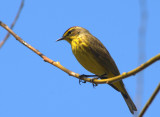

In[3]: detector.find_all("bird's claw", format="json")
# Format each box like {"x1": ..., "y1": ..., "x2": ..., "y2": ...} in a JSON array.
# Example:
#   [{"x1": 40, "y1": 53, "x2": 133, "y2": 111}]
[
  {"x1": 79, "y1": 74, "x2": 97, "y2": 85},
  {"x1": 79, "y1": 74, "x2": 87, "y2": 85},
  {"x1": 79, "y1": 79, "x2": 86, "y2": 85},
  {"x1": 92, "y1": 83, "x2": 98, "y2": 88},
  {"x1": 90, "y1": 78, "x2": 98, "y2": 88},
  {"x1": 79, "y1": 74, "x2": 105, "y2": 86},
  {"x1": 90, "y1": 74, "x2": 107, "y2": 87}
]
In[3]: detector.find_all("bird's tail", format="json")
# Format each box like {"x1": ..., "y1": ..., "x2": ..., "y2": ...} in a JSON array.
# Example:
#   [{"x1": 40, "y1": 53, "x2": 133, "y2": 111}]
[{"x1": 121, "y1": 90, "x2": 137, "y2": 114}]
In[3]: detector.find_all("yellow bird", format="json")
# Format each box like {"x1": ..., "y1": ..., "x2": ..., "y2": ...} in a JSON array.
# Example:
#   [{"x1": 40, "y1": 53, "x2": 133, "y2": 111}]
[{"x1": 57, "y1": 26, "x2": 137, "y2": 114}]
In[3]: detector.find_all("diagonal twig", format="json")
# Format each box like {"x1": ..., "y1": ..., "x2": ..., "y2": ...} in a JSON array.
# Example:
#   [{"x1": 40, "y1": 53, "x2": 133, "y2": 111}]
[
  {"x1": 0, "y1": 0, "x2": 24, "y2": 48},
  {"x1": 139, "y1": 83, "x2": 160, "y2": 117}
]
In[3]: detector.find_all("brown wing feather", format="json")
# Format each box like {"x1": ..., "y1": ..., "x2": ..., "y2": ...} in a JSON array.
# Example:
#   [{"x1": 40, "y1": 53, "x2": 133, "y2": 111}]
[
  {"x1": 84, "y1": 34, "x2": 120, "y2": 76},
  {"x1": 81, "y1": 33, "x2": 137, "y2": 114}
]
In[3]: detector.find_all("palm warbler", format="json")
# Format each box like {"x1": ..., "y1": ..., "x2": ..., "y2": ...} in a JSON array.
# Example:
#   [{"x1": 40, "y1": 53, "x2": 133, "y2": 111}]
[{"x1": 57, "y1": 26, "x2": 137, "y2": 114}]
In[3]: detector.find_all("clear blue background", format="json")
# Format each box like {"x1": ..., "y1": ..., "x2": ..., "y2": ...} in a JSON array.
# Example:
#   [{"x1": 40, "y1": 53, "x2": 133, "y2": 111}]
[{"x1": 0, "y1": 0, "x2": 160, "y2": 117}]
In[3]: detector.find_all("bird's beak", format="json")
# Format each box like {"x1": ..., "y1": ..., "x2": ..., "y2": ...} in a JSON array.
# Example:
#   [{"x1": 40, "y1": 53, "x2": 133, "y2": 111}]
[{"x1": 56, "y1": 37, "x2": 64, "y2": 42}]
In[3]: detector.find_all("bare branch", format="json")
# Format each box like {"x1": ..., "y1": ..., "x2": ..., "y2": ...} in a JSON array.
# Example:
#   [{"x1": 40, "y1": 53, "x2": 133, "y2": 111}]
[
  {"x1": 139, "y1": 83, "x2": 160, "y2": 117},
  {"x1": 0, "y1": 0, "x2": 24, "y2": 48},
  {"x1": 0, "y1": 21, "x2": 160, "y2": 85},
  {"x1": 135, "y1": 0, "x2": 148, "y2": 114}
]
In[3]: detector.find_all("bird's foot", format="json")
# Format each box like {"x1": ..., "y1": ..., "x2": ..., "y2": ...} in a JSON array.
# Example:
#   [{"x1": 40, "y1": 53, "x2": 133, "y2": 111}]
[
  {"x1": 90, "y1": 78, "x2": 99, "y2": 88},
  {"x1": 79, "y1": 79, "x2": 86, "y2": 85},
  {"x1": 79, "y1": 74, "x2": 98, "y2": 85},
  {"x1": 79, "y1": 74, "x2": 106, "y2": 86},
  {"x1": 79, "y1": 74, "x2": 87, "y2": 85},
  {"x1": 90, "y1": 74, "x2": 107, "y2": 88}
]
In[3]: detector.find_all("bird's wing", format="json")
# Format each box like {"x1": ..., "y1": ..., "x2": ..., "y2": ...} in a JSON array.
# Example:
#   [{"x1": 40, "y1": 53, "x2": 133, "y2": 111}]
[
  {"x1": 84, "y1": 34, "x2": 127, "y2": 94},
  {"x1": 85, "y1": 34, "x2": 120, "y2": 76}
]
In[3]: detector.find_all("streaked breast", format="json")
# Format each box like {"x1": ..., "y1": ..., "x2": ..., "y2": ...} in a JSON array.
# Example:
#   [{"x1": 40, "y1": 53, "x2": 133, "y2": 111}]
[{"x1": 71, "y1": 38, "x2": 107, "y2": 75}]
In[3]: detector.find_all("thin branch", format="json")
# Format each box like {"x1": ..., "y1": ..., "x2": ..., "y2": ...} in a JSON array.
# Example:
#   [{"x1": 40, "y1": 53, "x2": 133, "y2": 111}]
[
  {"x1": 0, "y1": 21, "x2": 160, "y2": 85},
  {"x1": 135, "y1": 0, "x2": 148, "y2": 115},
  {"x1": 0, "y1": 0, "x2": 24, "y2": 48},
  {"x1": 139, "y1": 83, "x2": 160, "y2": 117}
]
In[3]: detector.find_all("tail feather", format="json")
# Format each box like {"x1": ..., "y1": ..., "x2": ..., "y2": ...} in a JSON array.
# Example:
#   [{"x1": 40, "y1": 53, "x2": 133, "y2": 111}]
[{"x1": 121, "y1": 92, "x2": 137, "y2": 114}]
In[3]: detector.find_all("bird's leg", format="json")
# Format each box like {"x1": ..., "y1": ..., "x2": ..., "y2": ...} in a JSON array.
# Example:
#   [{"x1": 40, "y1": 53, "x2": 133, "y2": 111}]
[
  {"x1": 91, "y1": 78, "x2": 98, "y2": 88},
  {"x1": 90, "y1": 73, "x2": 107, "y2": 81},
  {"x1": 79, "y1": 79, "x2": 86, "y2": 85},
  {"x1": 80, "y1": 74, "x2": 98, "y2": 77},
  {"x1": 79, "y1": 74, "x2": 98, "y2": 85},
  {"x1": 79, "y1": 74, "x2": 87, "y2": 85},
  {"x1": 90, "y1": 74, "x2": 107, "y2": 87},
  {"x1": 90, "y1": 76, "x2": 100, "y2": 88},
  {"x1": 79, "y1": 74, "x2": 107, "y2": 86},
  {"x1": 92, "y1": 83, "x2": 98, "y2": 88},
  {"x1": 99, "y1": 73, "x2": 108, "y2": 79}
]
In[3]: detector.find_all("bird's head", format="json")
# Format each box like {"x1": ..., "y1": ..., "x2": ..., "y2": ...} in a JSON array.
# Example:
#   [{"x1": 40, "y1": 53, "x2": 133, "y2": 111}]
[{"x1": 57, "y1": 26, "x2": 89, "y2": 43}]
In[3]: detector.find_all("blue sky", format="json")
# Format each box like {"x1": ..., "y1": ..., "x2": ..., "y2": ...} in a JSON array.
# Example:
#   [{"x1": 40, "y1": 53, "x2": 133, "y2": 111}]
[{"x1": 0, "y1": 0, "x2": 160, "y2": 117}]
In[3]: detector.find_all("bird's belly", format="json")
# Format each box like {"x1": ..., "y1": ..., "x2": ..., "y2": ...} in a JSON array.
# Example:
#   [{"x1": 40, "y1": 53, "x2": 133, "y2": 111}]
[{"x1": 72, "y1": 45, "x2": 106, "y2": 75}]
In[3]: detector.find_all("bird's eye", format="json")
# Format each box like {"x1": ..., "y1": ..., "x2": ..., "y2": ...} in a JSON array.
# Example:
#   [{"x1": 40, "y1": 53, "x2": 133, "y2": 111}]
[{"x1": 67, "y1": 31, "x2": 72, "y2": 35}]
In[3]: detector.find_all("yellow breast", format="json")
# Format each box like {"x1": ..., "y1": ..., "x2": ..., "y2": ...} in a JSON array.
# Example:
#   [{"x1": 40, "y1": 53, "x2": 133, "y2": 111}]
[{"x1": 71, "y1": 38, "x2": 107, "y2": 75}]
